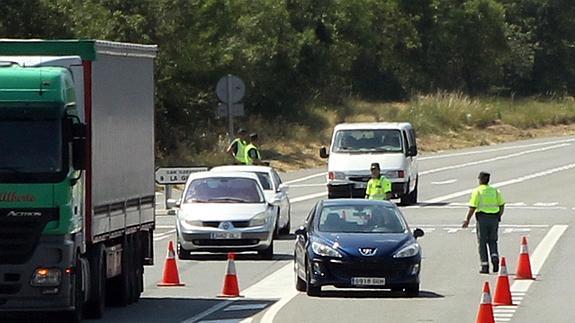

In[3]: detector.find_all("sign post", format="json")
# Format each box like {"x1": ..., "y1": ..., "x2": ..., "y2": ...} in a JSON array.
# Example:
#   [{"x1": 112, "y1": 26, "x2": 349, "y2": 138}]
[
  {"x1": 155, "y1": 167, "x2": 209, "y2": 210},
  {"x1": 216, "y1": 74, "x2": 245, "y2": 139}
]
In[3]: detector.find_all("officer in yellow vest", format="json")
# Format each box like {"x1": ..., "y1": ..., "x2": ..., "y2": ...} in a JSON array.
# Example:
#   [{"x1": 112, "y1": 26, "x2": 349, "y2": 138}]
[
  {"x1": 226, "y1": 128, "x2": 248, "y2": 164},
  {"x1": 365, "y1": 163, "x2": 392, "y2": 200},
  {"x1": 244, "y1": 133, "x2": 264, "y2": 165},
  {"x1": 462, "y1": 171, "x2": 505, "y2": 274}
]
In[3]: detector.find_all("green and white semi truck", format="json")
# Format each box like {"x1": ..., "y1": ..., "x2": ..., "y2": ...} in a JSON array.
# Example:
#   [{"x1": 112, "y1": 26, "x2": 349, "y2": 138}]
[{"x1": 0, "y1": 40, "x2": 157, "y2": 321}]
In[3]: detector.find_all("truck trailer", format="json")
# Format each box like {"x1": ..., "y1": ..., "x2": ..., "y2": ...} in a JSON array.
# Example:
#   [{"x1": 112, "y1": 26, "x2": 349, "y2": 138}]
[{"x1": 0, "y1": 40, "x2": 157, "y2": 321}]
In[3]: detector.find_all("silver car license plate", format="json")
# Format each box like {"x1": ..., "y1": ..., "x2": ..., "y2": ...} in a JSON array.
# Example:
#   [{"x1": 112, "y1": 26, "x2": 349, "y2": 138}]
[
  {"x1": 210, "y1": 232, "x2": 242, "y2": 239},
  {"x1": 351, "y1": 277, "x2": 386, "y2": 286}
]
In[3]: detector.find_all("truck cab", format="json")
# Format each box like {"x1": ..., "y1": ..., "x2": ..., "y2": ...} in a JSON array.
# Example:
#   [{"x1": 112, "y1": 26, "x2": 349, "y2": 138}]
[
  {"x1": 0, "y1": 40, "x2": 156, "y2": 322},
  {"x1": 320, "y1": 122, "x2": 419, "y2": 205}
]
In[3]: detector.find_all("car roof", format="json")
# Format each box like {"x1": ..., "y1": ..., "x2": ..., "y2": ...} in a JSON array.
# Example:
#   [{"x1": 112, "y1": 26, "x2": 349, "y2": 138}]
[
  {"x1": 333, "y1": 122, "x2": 413, "y2": 131},
  {"x1": 320, "y1": 198, "x2": 397, "y2": 208},
  {"x1": 210, "y1": 165, "x2": 273, "y2": 173}
]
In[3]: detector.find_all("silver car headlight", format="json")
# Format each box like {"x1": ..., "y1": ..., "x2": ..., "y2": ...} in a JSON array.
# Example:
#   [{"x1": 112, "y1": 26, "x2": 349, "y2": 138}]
[
  {"x1": 311, "y1": 241, "x2": 342, "y2": 258},
  {"x1": 393, "y1": 243, "x2": 420, "y2": 258},
  {"x1": 181, "y1": 218, "x2": 203, "y2": 228},
  {"x1": 249, "y1": 212, "x2": 269, "y2": 227}
]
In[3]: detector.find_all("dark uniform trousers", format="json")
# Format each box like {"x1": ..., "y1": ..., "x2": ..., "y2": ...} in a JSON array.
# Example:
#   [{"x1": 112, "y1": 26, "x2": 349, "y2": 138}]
[{"x1": 475, "y1": 212, "x2": 499, "y2": 265}]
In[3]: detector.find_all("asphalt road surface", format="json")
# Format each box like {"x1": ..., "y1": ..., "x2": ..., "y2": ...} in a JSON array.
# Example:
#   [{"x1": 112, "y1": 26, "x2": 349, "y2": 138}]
[{"x1": 94, "y1": 135, "x2": 575, "y2": 323}]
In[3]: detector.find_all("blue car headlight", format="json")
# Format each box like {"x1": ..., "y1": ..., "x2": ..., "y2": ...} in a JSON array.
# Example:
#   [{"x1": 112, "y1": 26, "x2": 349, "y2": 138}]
[
  {"x1": 393, "y1": 243, "x2": 420, "y2": 258},
  {"x1": 311, "y1": 241, "x2": 342, "y2": 258}
]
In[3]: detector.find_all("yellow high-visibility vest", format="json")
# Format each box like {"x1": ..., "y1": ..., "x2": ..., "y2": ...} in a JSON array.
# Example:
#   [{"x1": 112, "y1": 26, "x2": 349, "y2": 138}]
[
  {"x1": 469, "y1": 185, "x2": 505, "y2": 213},
  {"x1": 244, "y1": 143, "x2": 261, "y2": 165},
  {"x1": 366, "y1": 176, "x2": 392, "y2": 200}
]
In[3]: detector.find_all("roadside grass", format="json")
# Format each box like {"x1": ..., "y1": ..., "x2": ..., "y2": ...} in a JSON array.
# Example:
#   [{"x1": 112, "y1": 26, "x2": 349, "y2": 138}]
[{"x1": 164, "y1": 93, "x2": 575, "y2": 171}]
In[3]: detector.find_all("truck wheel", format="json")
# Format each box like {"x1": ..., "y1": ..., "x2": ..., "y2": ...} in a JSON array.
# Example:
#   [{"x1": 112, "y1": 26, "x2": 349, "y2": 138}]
[
  {"x1": 84, "y1": 245, "x2": 106, "y2": 319},
  {"x1": 107, "y1": 236, "x2": 133, "y2": 307},
  {"x1": 134, "y1": 234, "x2": 144, "y2": 301},
  {"x1": 62, "y1": 258, "x2": 84, "y2": 323}
]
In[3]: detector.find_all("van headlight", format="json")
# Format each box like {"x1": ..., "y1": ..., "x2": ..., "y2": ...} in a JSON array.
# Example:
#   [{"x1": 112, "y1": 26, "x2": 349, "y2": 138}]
[
  {"x1": 249, "y1": 212, "x2": 269, "y2": 227},
  {"x1": 393, "y1": 243, "x2": 420, "y2": 258},
  {"x1": 328, "y1": 171, "x2": 346, "y2": 180}
]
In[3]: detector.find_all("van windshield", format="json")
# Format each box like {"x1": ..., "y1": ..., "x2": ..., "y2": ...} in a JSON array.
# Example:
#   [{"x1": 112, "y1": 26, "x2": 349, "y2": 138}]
[{"x1": 332, "y1": 129, "x2": 403, "y2": 153}]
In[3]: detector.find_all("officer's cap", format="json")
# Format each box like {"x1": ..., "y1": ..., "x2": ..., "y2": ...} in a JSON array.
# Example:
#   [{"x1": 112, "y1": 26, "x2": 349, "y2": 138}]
[
  {"x1": 370, "y1": 162, "x2": 380, "y2": 170},
  {"x1": 250, "y1": 133, "x2": 258, "y2": 140},
  {"x1": 479, "y1": 171, "x2": 490, "y2": 177},
  {"x1": 237, "y1": 128, "x2": 247, "y2": 134}
]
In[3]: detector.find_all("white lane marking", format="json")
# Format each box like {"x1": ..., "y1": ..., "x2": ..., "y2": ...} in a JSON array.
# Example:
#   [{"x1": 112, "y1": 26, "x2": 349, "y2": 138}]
[
  {"x1": 199, "y1": 320, "x2": 243, "y2": 323},
  {"x1": 533, "y1": 202, "x2": 558, "y2": 207},
  {"x1": 290, "y1": 192, "x2": 327, "y2": 203},
  {"x1": 405, "y1": 204, "x2": 566, "y2": 210},
  {"x1": 493, "y1": 225, "x2": 569, "y2": 323},
  {"x1": 419, "y1": 143, "x2": 570, "y2": 175},
  {"x1": 426, "y1": 162, "x2": 575, "y2": 203},
  {"x1": 506, "y1": 202, "x2": 527, "y2": 206},
  {"x1": 284, "y1": 172, "x2": 326, "y2": 184},
  {"x1": 181, "y1": 300, "x2": 234, "y2": 323},
  {"x1": 418, "y1": 138, "x2": 575, "y2": 160},
  {"x1": 289, "y1": 183, "x2": 327, "y2": 188},
  {"x1": 156, "y1": 225, "x2": 175, "y2": 229},
  {"x1": 240, "y1": 263, "x2": 298, "y2": 323},
  {"x1": 503, "y1": 228, "x2": 531, "y2": 234},
  {"x1": 153, "y1": 229, "x2": 176, "y2": 241},
  {"x1": 224, "y1": 303, "x2": 269, "y2": 312},
  {"x1": 431, "y1": 179, "x2": 457, "y2": 185}
]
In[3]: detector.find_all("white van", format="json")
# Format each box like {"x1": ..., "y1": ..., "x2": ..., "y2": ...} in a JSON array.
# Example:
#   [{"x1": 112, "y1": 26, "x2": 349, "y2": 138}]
[{"x1": 320, "y1": 122, "x2": 419, "y2": 205}]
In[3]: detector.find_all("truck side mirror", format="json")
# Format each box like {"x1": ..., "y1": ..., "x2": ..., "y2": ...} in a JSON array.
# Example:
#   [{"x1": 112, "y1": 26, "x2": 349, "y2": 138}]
[
  {"x1": 407, "y1": 146, "x2": 418, "y2": 157},
  {"x1": 73, "y1": 138, "x2": 86, "y2": 170},
  {"x1": 319, "y1": 146, "x2": 329, "y2": 159}
]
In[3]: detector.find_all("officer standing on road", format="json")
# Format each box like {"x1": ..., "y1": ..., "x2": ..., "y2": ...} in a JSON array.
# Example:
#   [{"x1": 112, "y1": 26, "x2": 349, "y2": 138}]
[
  {"x1": 244, "y1": 133, "x2": 265, "y2": 165},
  {"x1": 365, "y1": 163, "x2": 392, "y2": 200},
  {"x1": 462, "y1": 171, "x2": 505, "y2": 274},
  {"x1": 226, "y1": 128, "x2": 248, "y2": 164}
]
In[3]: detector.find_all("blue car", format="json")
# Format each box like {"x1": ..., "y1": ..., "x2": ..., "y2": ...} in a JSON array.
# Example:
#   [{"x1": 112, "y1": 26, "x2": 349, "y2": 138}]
[{"x1": 294, "y1": 199, "x2": 424, "y2": 297}]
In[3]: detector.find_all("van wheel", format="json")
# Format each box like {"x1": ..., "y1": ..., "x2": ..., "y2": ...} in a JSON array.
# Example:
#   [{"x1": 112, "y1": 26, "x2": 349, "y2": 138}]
[{"x1": 400, "y1": 179, "x2": 418, "y2": 205}]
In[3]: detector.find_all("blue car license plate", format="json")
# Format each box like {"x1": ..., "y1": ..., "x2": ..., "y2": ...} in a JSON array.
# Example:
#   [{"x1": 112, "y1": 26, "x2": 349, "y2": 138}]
[{"x1": 351, "y1": 277, "x2": 386, "y2": 286}]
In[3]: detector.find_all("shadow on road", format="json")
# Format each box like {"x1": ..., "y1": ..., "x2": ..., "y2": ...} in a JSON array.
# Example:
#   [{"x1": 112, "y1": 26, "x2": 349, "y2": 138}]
[
  {"x1": 275, "y1": 233, "x2": 296, "y2": 241},
  {"x1": 183, "y1": 252, "x2": 293, "y2": 261},
  {"x1": 315, "y1": 289, "x2": 445, "y2": 299}
]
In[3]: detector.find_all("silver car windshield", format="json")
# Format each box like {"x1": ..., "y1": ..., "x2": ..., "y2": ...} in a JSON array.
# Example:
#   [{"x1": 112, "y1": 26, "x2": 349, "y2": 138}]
[
  {"x1": 333, "y1": 129, "x2": 403, "y2": 153},
  {"x1": 318, "y1": 205, "x2": 407, "y2": 233},
  {"x1": 184, "y1": 177, "x2": 264, "y2": 203}
]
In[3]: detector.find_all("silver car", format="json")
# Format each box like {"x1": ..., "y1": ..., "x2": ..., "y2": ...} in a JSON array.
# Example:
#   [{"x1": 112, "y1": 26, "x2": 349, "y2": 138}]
[
  {"x1": 174, "y1": 171, "x2": 278, "y2": 259},
  {"x1": 210, "y1": 165, "x2": 291, "y2": 235}
]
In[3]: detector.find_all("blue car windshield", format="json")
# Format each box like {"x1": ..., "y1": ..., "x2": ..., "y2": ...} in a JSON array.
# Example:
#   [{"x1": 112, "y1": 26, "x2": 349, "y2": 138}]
[{"x1": 318, "y1": 205, "x2": 406, "y2": 233}]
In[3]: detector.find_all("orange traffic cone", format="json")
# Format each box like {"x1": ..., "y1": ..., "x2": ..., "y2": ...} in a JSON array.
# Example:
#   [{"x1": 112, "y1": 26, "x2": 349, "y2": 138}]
[
  {"x1": 476, "y1": 282, "x2": 495, "y2": 323},
  {"x1": 157, "y1": 241, "x2": 185, "y2": 287},
  {"x1": 493, "y1": 257, "x2": 513, "y2": 306},
  {"x1": 515, "y1": 236, "x2": 534, "y2": 280},
  {"x1": 218, "y1": 252, "x2": 242, "y2": 297}
]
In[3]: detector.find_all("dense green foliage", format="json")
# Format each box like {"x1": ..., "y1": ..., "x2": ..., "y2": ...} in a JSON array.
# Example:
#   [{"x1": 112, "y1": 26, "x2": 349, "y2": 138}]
[{"x1": 2, "y1": 0, "x2": 574, "y2": 162}]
